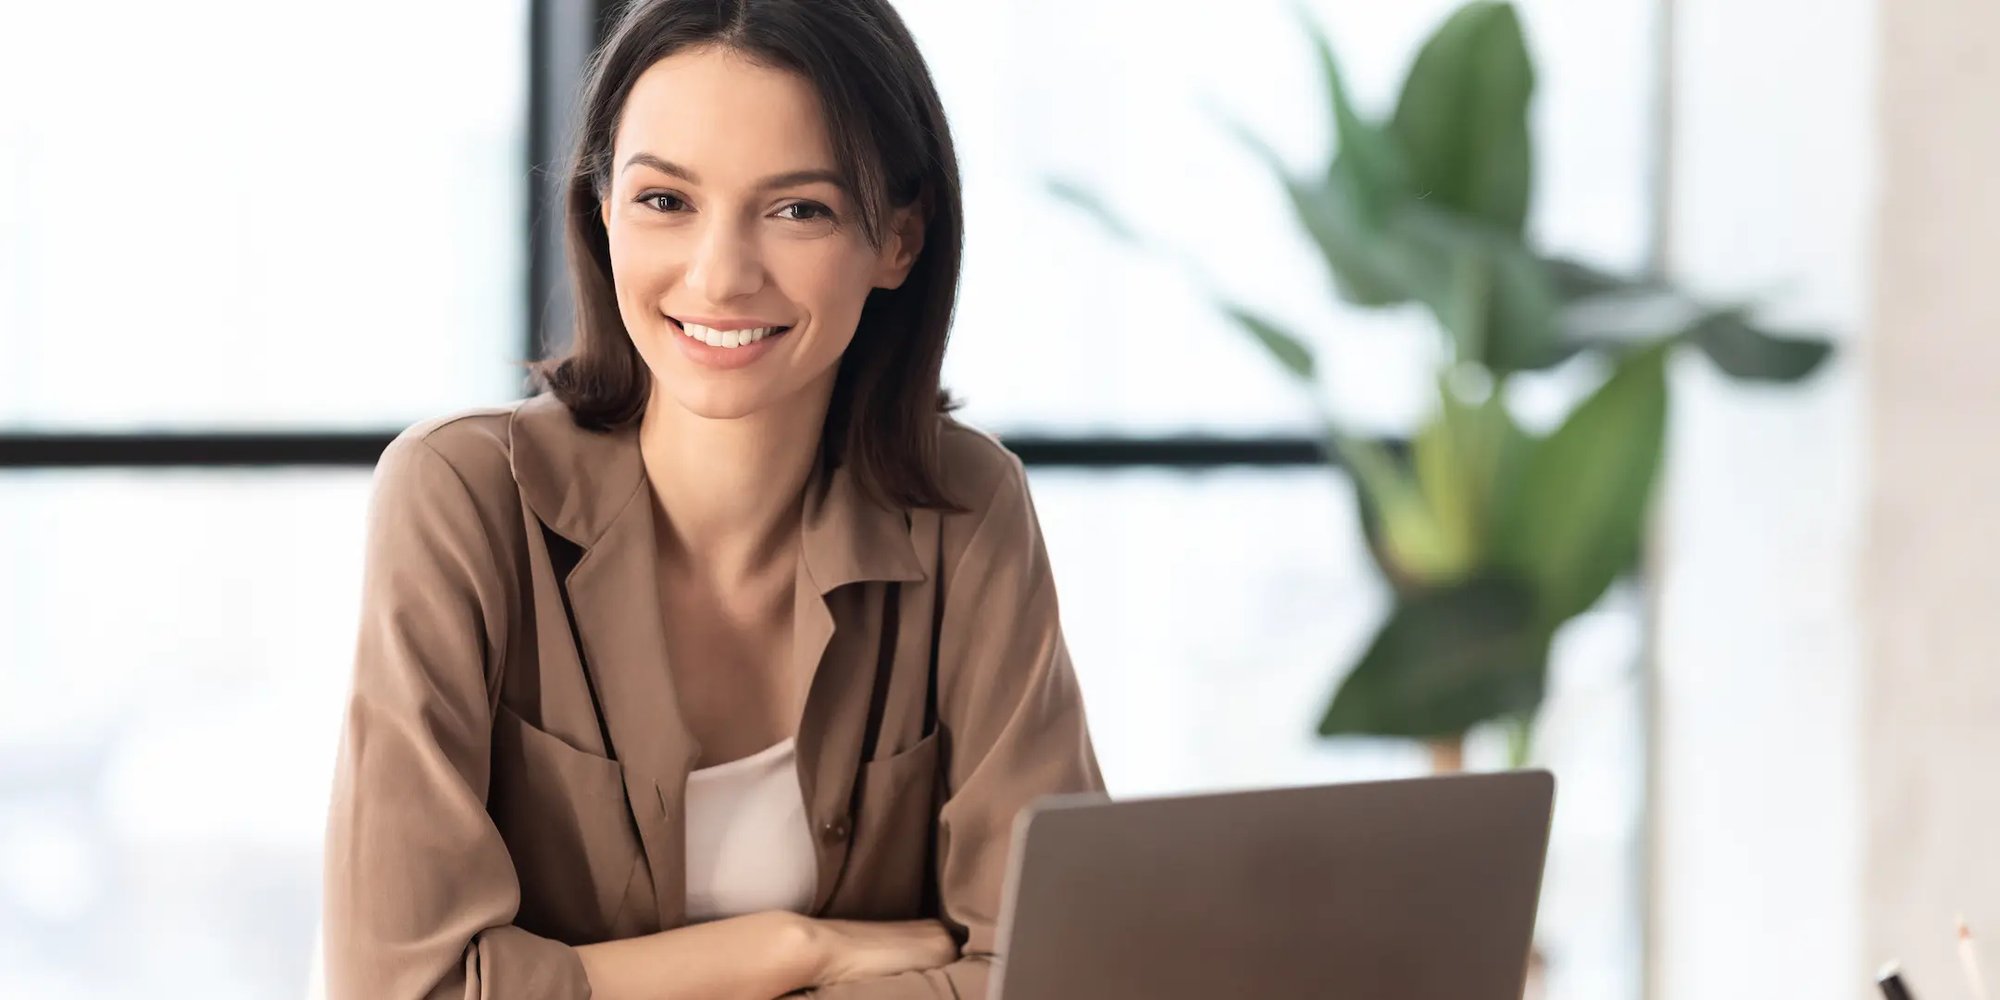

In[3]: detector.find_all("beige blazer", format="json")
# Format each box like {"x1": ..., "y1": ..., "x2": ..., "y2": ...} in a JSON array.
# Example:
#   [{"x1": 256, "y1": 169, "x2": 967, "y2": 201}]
[{"x1": 321, "y1": 391, "x2": 1106, "y2": 999}]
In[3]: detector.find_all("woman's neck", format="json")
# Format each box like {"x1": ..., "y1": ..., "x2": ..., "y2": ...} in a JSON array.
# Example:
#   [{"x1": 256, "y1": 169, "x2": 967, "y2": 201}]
[{"x1": 638, "y1": 380, "x2": 833, "y2": 587}]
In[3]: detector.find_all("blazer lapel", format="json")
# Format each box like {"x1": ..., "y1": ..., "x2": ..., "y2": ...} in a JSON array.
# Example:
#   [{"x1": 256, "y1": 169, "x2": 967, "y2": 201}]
[
  {"x1": 511, "y1": 394, "x2": 696, "y2": 928},
  {"x1": 565, "y1": 488, "x2": 698, "y2": 929},
  {"x1": 794, "y1": 460, "x2": 928, "y2": 914}
]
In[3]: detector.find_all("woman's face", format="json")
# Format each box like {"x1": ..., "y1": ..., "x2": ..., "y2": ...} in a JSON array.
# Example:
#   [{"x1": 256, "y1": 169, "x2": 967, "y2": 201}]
[{"x1": 599, "y1": 45, "x2": 924, "y2": 421}]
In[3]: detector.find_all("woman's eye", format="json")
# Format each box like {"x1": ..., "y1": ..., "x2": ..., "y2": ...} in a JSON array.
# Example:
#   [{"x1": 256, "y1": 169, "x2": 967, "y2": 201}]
[
  {"x1": 780, "y1": 202, "x2": 833, "y2": 222},
  {"x1": 634, "y1": 193, "x2": 831, "y2": 222}
]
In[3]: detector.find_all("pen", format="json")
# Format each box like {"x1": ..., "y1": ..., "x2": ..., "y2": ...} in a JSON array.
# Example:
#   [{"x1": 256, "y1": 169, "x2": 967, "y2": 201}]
[{"x1": 1878, "y1": 961, "x2": 1919, "y2": 1000}]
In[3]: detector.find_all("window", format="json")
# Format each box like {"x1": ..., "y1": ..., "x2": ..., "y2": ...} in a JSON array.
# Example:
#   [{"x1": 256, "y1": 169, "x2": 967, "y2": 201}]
[
  {"x1": 0, "y1": 0, "x2": 532, "y2": 432},
  {"x1": 902, "y1": 1, "x2": 1657, "y2": 997},
  {"x1": 1, "y1": 2, "x2": 1654, "y2": 997},
  {"x1": 0, "y1": 469, "x2": 372, "y2": 997},
  {"x1": 0, "y1": 1, "x2": 533, "y2": 995}
]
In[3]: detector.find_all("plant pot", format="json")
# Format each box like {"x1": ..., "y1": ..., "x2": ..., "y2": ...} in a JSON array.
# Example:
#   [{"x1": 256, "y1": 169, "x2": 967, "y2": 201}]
[{"x1": 1425, "y1": 737, "x2": 1466, "y2": 774}]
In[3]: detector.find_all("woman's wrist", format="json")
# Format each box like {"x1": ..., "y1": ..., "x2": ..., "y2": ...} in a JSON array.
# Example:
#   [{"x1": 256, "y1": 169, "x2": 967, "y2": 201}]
[
  {"x1": 575, "y1": 910, "x2": 828, "y2": 999},
  {"x1": 768, "y1": 911, "x2": 828, "y2": 989}
]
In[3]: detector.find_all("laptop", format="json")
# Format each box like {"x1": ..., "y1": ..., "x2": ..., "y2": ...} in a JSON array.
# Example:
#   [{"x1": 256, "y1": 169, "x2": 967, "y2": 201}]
[{"x1": 989, "y1": 769, "x2": 1555, "y2": 1000}]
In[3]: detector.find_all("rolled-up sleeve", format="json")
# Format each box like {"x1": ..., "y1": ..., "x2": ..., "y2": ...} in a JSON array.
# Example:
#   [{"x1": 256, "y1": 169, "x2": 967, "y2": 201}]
[
  {"x1": 808, "y1": 443, "x2": 1107, "y2": 1000},
  {"x1": 322, "y1": 429, "x2": 591, "y2": 999}
]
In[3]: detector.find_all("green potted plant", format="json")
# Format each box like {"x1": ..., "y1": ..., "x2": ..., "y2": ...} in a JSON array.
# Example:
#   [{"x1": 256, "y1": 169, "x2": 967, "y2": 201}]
[{"x1": 1050, "y1": 0, "x2": 1831, "y2": 772}]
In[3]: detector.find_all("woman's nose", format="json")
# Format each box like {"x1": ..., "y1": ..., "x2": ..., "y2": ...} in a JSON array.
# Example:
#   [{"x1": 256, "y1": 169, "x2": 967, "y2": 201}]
[{"x1": 685, "y1": 222, "x2": 766, "y2": 303}]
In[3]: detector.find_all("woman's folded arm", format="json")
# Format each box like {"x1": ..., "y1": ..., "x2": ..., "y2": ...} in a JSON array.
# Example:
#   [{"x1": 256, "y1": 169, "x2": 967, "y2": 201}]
[
  {"x1": 799, "y1": 443, "x2": 1107, "y2": 1000},
  {"x1": 322, "y1": 429, "x2": 592, "y2": 998}
]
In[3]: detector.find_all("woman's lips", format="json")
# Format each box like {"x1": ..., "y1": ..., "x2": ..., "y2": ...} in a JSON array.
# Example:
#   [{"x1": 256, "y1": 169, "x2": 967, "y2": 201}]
[{"x1": 666, "y1": 315, "x2": 794, "y2": 370}]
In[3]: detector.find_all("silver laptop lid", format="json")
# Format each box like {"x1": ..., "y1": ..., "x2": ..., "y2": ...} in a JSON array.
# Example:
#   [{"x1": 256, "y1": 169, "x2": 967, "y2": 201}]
[{"x1": 991, "y1": 769, "x2": 1555, "y2": 1000}]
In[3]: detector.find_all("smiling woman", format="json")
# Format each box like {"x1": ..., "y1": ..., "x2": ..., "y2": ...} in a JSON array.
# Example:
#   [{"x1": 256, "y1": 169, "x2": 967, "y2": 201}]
[
  {"x1": 533, "y1": 0, "x2": 967, "y2": 512},
  {"x1": 592, "y1": 49, "x2": 918, "y2": 418},
  {"x1": 317, "y1": 2, "x2": 1104, "y2": 1000}
]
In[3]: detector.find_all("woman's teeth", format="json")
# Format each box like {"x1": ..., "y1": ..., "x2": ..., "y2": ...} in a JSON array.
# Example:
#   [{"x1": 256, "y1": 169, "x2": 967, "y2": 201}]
[{"x1": 677, "y1": 321, "x2": 788, "y2": 349}]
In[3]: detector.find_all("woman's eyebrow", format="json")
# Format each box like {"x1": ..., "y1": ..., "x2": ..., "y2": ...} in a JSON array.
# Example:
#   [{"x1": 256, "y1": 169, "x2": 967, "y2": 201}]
[{"x1": 620, "y1": 152, "x2": 846, "y2": 193}]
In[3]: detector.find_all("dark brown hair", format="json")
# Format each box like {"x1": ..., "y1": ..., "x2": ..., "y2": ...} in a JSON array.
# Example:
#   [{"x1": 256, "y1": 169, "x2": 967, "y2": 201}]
[{"x1": 526, "y1": 0, "x2": 967, "y2": 512}]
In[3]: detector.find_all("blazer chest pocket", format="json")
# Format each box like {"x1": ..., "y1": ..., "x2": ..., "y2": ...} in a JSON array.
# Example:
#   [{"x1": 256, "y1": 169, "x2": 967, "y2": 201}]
[
  {"x1": 831, "y1": 728, "x2": 942, "y2": 919},
  {"x1": 487, "y1": 700, "x2": 644, "y2": 943}
]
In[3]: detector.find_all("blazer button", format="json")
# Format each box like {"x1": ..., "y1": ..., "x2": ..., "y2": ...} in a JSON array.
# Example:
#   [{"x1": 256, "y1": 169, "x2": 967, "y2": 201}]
[{"x1": 819, "y1": 817, "x2": 850, "y2": 843}]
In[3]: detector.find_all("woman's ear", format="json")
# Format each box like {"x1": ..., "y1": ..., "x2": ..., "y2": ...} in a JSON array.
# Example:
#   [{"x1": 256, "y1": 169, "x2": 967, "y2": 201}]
[{"x1": 873, "y1": 193, "x2": 929, "y2": 290}]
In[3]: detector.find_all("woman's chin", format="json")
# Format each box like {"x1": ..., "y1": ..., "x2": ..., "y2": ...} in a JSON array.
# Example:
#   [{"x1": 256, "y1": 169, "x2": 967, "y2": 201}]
[{"x1": 650, "y1": 378, "x2": 779, "y2": 421}]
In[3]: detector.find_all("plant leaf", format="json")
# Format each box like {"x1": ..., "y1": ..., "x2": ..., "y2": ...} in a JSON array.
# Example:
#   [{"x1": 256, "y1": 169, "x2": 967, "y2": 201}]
[
  {"x1": 1494, "y1": 338, "x2": 1671, "y2": 625},
  {"x1": 1684, "y1": 308, "x2": 1835, "y2": 382},
  {"x1": 1544, "y1": 256, "x2": 1661, "y2": 302},
  {"x1": 1044, "y1": 176, "x2": 1141, "y2": 246},
  {"x1": 1409, "y1": 373, "x2": 1522, "y2": 582},
  {"x1": 1332, "y1": 431, "x2": 1410, "y2": 587},
  {"x1": 1503, "y1": 712, "x2": 1537, "y2": 769},
  {"x1": 1218, "y1": 302, "x2": 1316, "y2": 380},
  {"x1": 1475, "y1": 234, "x2": 1566, "y2": 371},
  {"x1": 1213, "y1": 107, "x2": 1414, "y2": 308},
  {"x1": 1389, "y1": 0, "x2": 1535, "y2": 234},
  {"x1": 1326, "y1": 430, "x2": 1464, "y2": 590},
  {"x1": 1397, "y1": 206, "x2": 1564, "y2": 372},
  {"x1": 1285, "y1": 173, "x2": 1422, "y2": 306},
  {"x1": 1319, "y1": 574, "x2": 1551, "y2": 738},
  {"x1": 1413, "y1": 402, "x2": 1480, "y2": 579},
  {"x1": 1250, "y1": 4, "x2": 1423, "y2": 306},
  {"x1": 1417, "y1": 372, "x2": 1530, "y2": 568},
  {"x1": 1295, "y1": 1, "x2": 1408, "y2": 223}
]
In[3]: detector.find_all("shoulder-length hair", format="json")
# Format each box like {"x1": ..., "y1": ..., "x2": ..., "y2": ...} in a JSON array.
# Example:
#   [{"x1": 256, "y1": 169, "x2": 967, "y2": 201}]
[{"x1": 527, "y1": 0, "x2": 967, "y2": 512}]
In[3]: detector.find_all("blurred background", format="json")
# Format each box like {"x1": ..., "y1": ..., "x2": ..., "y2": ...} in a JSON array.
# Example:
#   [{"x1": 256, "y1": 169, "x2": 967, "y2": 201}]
[{"x1": 0, "y1": 0, "x2": 1991, "y2": 998}]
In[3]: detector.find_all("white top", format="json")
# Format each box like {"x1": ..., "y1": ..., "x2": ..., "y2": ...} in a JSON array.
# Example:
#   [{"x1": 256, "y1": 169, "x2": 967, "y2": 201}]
[{"x1": 682, "y1": 736, "x2": 820, "y2": 923}]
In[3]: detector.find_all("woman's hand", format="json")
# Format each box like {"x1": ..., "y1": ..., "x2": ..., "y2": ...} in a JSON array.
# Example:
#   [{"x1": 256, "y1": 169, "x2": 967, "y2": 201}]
[{"x1": 797, "y1": 916, "x2": 958, "y2": 986}]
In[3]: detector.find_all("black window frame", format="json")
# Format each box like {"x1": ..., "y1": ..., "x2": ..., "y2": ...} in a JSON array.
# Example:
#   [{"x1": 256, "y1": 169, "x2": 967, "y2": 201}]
[{"x1": 0, "y1": 0, "x2": 1328, "y2": 475}]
